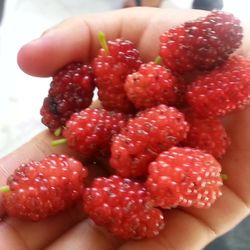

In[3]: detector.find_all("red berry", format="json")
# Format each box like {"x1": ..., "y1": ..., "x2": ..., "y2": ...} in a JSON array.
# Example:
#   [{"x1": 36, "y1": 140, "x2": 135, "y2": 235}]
[
  {"x1": 146, "y1": 147, "x2": 223, "y2": 209},
  {"x1": 110, "y1": 105, "x2": 189, "y2": 177},
  {"x1": 83, "y1": 175, "x2": 165, "y2": 239},
  {"x1": 93, "y1": 38, "x2": 142, "y2": 113},
  {"x1": 187, "y1": 56, "x2": 250, "y2": 117},
  {"x1": 2, "y1": 154, "x2": 88, "y2": 221},
  {"x1": 182, "y1": 111, "x2": 230, "y2": 158},
  {"x1": 124, "y1": 62, "x2": 182, "y2": 109},
  {"x1": 63, "y1": 108, "x2": 127, "y2": 158},
  {"x1": 160, "y1": 10, "x2": 242, "y2": 73},
  {"x1": 40, "y1": 63, "x2": 95, "y2": 131}
]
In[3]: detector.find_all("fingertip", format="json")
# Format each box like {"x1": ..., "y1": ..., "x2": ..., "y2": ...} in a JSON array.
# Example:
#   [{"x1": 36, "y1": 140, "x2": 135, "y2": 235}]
[
  {"x1": 17, "y1": 30, "x2": 89, "y2": 77},
  {"x1": 17, "y1": 39, "x2": 49, "y2": 77},
  {"x1": 17, "y1": 36, "x2": 64, "y2": 77},
  {"x1": 17, "y1": 36, "x2": 72, "y2": 77}
]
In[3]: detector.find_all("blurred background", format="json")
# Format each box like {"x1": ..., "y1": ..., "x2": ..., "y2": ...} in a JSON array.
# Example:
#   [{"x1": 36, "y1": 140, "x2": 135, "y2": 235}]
[{"x1": 0, "y1": 0, "x2": 249, "y2": 249}]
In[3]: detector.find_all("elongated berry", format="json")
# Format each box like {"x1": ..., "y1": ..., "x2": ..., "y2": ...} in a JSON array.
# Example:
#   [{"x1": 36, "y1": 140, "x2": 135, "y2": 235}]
[
  {"x1": 187, "y1": 56, "x2": 250, "y2": 117},
  {"x1": 110, "y1": 105, "x2": 189, "y2": 177},
  {"x1": 40, "y1": 63, "x2": 95, "y2": 131},
  {"x1": 83, "y1": 175, "x2": 165, "y2": 239},
  {"x1": 2, "y1": 154, "x2": 88, "y2": 221},
  {"x1": 160, "y1": 10, "x2": 242, "y2": 73},
  {"x1": 93, "y1": 33, "x2": 142, "y2": 113},
  {"x1": 62, "y1": 108, "x2": 127, "y2": 158},
  {"x1": 146, "y1": 147, "x2": 223, "y2": 209}
]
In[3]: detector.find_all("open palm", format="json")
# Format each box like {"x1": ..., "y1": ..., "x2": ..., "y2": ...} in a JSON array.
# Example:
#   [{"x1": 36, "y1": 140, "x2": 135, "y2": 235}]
[{"x1": 0, "y1": 7, "x2": 249, "y2": 250}]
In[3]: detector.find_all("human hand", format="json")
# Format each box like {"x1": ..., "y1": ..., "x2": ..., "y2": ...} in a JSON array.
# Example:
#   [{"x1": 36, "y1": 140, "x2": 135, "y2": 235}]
[{"x1": 0, "y1": 7, "x2": 250, "y2": 250}]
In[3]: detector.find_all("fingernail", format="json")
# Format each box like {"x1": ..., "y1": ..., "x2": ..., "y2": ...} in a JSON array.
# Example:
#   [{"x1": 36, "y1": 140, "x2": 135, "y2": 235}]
[
  {"x1": 40, "y1": 22, "x2": 61, "y2": 38},
  {"x1": 40, "y1": 28, "x2": 54, "y2": 38},
  {"x1": 24, "y1": 24, "x2": 60, "y2": 47},
  {"x1": 25, "y1": 28, "x2": 55, "y2": 46}
]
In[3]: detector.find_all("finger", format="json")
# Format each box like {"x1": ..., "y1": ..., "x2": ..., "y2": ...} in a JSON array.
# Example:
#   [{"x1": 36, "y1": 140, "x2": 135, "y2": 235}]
[
  {"x1": 119, "y1": 185, "x2": 249, "y2": 250},
  {"x1": 0, "y1": 206, "x2": 84, "y2": 250},
  {"x1": 47, "y1": 207, "x2": 212, "y2": 250},
  {"x1": 119, "y1": 209, "x2": 214, "y2": 250},
  {"x1": 0, "y1": 131, "x2": 107, "y2": 250},
  {"x1": 237, "y1": 20, "x2": 250, "y2": 58},
  {"x1": 46, "y1": 219, "x2": 121, "y2": 250},
  {"x1": 220, "y1": 107, "x2": 250, "y2": 207},
  {"x1": 17, "y1": 7, "x2": 207, "y2": 77}
]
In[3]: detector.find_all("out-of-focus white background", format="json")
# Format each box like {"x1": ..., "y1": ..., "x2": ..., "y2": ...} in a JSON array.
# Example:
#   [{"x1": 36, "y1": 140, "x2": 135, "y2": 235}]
[{"x1": 0, "y1": 0, "x2": 249, "y2": 157}]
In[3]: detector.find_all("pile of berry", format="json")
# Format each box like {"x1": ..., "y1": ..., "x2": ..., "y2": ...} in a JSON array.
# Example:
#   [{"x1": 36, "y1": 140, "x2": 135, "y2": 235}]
[{"x1": 1, "y1": 10, "x2": 249, "y2": 240}]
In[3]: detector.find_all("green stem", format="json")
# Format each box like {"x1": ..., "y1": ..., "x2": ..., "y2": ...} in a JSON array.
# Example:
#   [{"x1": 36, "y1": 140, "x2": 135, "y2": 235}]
[
  {"x1": 54, "y1": 127, "x2": 62, "y2": 137},
  {"x1": 51, "y1": 138, "x2": 67, "y2": 147},
  {"x1": 221, "y1": 174, "x2": 228, "y2": 180},
  {"x1": 0, "y1": 185, "x2": 10, "y2": 193},
  {"x1": 98, "y1": 32, "x2": 109, "y2": 54},
  {"x1": 154, "y1": 56, "x2": 162, "y2": 65}
]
